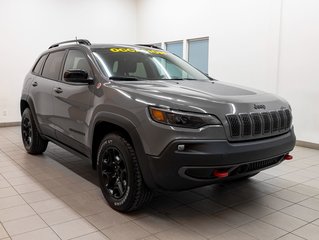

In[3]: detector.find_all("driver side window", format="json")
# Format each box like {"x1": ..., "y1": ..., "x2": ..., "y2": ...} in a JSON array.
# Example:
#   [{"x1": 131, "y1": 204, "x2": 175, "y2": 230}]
[{"x1": 63, "y1": 50, "x2": 93, "y2": 81}]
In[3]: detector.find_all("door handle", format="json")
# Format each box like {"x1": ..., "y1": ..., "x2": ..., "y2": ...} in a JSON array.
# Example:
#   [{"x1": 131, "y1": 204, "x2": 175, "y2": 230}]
[
  {"x1": 32, "y1": 81, "x2": 38, "y2": 87},
  {"x1": 54, "y1": 87, "x2": 63, "y2": 94}
]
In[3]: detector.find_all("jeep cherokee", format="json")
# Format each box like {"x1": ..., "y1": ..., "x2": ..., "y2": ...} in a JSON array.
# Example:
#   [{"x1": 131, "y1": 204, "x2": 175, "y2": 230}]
[{"x1": 20, "y1": 39, "x2": 296, "y2": 212}]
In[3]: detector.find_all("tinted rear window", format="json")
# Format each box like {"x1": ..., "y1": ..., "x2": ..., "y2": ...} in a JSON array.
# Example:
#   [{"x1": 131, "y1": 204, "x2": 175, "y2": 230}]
[
  {"x1": 32, "y1": 54, "x2": 47, "y2": 75},
  {"x1": 42, "y1": 51, "x2": 65, "y2": 80}
]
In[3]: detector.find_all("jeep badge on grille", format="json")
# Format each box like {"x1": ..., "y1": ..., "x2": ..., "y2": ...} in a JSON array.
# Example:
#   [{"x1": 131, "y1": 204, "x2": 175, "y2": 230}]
[{"x1": 254, "y1": 104, "x2": 266, "y2": 110}]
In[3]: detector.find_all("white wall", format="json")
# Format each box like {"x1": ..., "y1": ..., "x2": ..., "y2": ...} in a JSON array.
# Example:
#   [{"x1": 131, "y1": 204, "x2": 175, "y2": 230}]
[
  {"x1": 0, "y1": 0, "x2": 137, "y2": 123},
  {"x1": 277, "y1": 0, "x2": 319, "y2": 144},
  {"x1": 137, "y1": 0, "x2": 319, "y2": 144},
  {"x1": 137, "y1": 0, "x2": 282, "y2": 93},
  {"x1": 1, "y1": 0, "x2": 318, "y2": 144}
]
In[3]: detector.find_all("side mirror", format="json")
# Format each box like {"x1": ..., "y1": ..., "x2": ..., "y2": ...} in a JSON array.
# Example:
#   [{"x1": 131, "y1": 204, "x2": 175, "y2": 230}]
[{"x1": 64, "y1": 69, "x2": 93, "y2": 84}]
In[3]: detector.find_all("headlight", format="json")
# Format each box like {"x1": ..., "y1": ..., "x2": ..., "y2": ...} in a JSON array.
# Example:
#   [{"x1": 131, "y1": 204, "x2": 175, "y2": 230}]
[{"x1": 149, "y1": 106, "x2": 221, "y2": 128}]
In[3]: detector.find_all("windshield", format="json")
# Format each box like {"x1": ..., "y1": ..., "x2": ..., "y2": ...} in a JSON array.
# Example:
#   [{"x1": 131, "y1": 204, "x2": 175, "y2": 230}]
[{"x1": 92, "y1": 47, "x2": 209, "y2": 81}]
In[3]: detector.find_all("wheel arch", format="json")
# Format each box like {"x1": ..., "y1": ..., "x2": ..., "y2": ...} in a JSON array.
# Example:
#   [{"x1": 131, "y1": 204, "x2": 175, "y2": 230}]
[
  {"x1": 20, "y1": 99, "x2": 29, "y2": 116},
  {"x1": 90, "y1": 112, "x2": 156, "y2": 189},
  {"x1": 20, "y1": 96, "x2": 42, "y2": 134}
]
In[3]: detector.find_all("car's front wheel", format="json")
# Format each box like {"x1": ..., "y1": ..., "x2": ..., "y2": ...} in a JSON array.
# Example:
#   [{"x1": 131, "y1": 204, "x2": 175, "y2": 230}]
[
  {"x1": 97, "y1": 133, "x2": 152, "y2": 212},
  {"x1": 21, "y1": 108, "x2": 48, "y2": 154}
]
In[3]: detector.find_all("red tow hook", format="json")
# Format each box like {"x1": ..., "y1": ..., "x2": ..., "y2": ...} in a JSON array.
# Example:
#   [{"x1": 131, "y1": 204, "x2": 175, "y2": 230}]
[
  {"x1": 213, "y1": 170, "x2": 229, "y2": 178},
  {"x1": 284, "y1": 154, "x2": 293, "y2": 160}
]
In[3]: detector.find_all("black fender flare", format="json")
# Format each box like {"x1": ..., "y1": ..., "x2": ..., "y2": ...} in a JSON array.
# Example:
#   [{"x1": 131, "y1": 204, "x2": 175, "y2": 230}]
[
  {"x1": 89, "y1": 112, "x2": 156, "y2": 189},
  {"x1": 20, "y1": 95, "x2": 43, "y2": 135}
]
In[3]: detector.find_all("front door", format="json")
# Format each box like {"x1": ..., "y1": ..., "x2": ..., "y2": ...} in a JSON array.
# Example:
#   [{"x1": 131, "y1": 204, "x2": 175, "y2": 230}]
[{"x1": 52, "y1": 49, "x2": 95, "y2": 155}]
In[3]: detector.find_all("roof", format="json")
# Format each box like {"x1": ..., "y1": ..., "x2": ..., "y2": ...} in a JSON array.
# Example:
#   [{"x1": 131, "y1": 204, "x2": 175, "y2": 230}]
[{"x1": 48, "y1": 39, "x2": 162, "y2": 51}]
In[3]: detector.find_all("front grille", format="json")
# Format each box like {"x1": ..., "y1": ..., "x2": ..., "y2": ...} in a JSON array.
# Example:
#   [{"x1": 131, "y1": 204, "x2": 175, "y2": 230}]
[
  {"x1": 227, "y1": 115, "x2": 241, "y2": 137},
  {"x1": 261, "y1": 112, "x2": 271, "y2": 134},
  {"x1": 285, "y1": 109, "x2": 292, "y2": 130},
  {"x1": 251, "y1": 113, "x2": 262, "y2": 135},
  {"x1": 239, "y1": 114, "x2": 252, "y2": 136},
  {"x1": 226, "y1": 109, "x2": 292, "y2": 139},
  {"x1": 278, "y1": 110, "x2": 286, "y2": 130},
  {"x1": 270, "y1": 111, "x2": 279, "y2": 132}
]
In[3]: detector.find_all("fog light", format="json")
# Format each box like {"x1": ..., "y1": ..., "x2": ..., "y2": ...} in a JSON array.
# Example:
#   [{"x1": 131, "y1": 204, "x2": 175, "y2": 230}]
[{"x1": 177, "y1": 144, "x2": 185, "y2": 151}]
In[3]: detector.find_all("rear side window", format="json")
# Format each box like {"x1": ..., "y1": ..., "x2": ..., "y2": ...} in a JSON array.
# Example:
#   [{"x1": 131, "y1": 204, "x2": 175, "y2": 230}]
[
  {"x1": 42, "y1": 51, "x2": 65, "y2": 80},
  {"x1": 32, "y1": 54, "x2": 47, "y2": 75}
]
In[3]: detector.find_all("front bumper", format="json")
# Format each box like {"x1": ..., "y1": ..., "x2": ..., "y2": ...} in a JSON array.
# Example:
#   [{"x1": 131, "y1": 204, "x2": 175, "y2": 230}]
[{"x1": 146, "y1": 130, "x2": 296, "y2": 190}]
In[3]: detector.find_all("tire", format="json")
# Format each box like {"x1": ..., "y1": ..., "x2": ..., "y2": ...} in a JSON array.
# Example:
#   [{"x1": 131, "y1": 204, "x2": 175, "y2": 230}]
[
  {"x1": 21, "y1": 108, "x2": 48, "y2": 154},
  {"x1": 97, "y1": 133, "x2": 152, "y2": 212}
]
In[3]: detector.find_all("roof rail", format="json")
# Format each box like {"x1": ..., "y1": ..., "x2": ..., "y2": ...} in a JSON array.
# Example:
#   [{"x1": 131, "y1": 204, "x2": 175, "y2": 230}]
[
  {"x1": 49, "y1": 39, "x2": 91, "y2": 49},
  {"x1": 136, "y1": 44, "x2": 162, "y2": 50}
]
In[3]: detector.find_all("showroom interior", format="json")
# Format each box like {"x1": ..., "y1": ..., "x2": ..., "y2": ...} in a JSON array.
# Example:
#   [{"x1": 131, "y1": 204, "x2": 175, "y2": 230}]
[{"x1": 0, "y1": 0, "x2": 319, "y2": 239}]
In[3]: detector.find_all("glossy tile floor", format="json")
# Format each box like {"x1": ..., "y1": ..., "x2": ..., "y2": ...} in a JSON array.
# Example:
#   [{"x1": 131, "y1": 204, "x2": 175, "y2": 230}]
[{"x1": 0, "y1": 127, "x2": 319, "y2": 240}]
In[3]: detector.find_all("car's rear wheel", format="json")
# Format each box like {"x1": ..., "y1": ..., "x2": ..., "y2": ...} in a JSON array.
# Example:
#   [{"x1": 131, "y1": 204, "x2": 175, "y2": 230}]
[
  {"x1": 97, "y1": 133, "x2": 152, "y2": 212},
  {"x1": 21, "y1": 108, "x2": 48, "y2": 154}
]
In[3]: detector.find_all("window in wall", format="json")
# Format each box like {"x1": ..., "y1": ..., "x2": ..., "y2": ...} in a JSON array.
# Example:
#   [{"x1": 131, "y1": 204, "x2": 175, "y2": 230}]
[
  {"x1": 188, "y1": 38, "x2": 209, "y2": 73},
  {"x1": 165, "y1": 41, "x2": 183, "y2": 58}
]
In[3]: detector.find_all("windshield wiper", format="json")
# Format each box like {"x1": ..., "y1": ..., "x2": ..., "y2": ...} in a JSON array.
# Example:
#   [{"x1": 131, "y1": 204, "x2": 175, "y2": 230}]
[
  {"x1": 168, "y1": 77, "x2": 197, "y2": 80},
  {"x1": 109, "y1": 76, "x2": 140, "y2": 81},
  {"x1": 207, "y1": 76, "x2": 217, "y2": 81}
]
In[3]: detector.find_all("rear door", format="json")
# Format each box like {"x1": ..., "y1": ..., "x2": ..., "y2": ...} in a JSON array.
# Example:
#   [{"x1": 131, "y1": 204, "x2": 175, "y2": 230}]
[
  {"x1": 52, "y1": 49, "x2": 94, "y2": 155},
  {"x1": 29, "y1": 51, "x2": 65, "y2": 137}
]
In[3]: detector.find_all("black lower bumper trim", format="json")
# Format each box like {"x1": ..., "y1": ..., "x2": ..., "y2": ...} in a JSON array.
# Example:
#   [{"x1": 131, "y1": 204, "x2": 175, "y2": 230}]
[
  {"x1": 146, "y1": 130, "x2": 296, "y2": 190},
  {"x1": 180, "y1": 155, "x2": 284, "y2": 180}
]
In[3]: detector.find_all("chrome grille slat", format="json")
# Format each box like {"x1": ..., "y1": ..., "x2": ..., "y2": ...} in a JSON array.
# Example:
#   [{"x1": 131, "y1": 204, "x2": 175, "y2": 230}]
[{"x1": 226, "y1": 109, "x2": 292, "y2": 139}]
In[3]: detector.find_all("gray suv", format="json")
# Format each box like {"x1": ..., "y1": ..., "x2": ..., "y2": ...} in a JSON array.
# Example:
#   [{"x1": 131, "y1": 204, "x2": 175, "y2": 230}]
[{"x1": 20, "y1": 39, "x2": 296, "y2": 212}]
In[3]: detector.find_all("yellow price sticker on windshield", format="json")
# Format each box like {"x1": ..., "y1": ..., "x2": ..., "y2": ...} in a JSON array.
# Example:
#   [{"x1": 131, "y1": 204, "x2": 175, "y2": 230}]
[{"x1": 109, "y1": 48, "x2": 166, "y2": 55}]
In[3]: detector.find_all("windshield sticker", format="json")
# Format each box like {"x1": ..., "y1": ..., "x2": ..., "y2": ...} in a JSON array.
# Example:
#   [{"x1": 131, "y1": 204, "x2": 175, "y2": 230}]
[{"x1": 109, "y1": 48, "x2": 166, "y2": 55}]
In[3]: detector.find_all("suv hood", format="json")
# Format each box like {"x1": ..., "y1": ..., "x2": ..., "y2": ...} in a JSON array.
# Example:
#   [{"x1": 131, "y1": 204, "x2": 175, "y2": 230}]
[{"x1": 113, "y1": 80, "x2": 289, "y2": 114}]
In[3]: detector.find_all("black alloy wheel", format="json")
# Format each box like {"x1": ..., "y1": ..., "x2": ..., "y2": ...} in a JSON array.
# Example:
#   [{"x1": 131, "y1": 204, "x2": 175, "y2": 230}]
[
  {"x1": 22, "y1": 116, "x2": 33, "y2": 148},
  {"x1": 21, "y1": 108, "x2": 48, "y2": 154},
  {"x1": 100, "y1": 147, "x2": 128, "y2": 199},
  {"x1": 97, "y1": 133, "x2": 152, "y2": 212}
]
